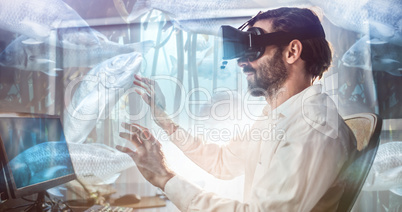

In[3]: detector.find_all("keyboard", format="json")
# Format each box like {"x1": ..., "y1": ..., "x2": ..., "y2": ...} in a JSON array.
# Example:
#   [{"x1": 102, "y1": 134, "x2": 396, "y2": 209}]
[{"x1": 84, "y1": 205, "x2": 134, "y2": 212}]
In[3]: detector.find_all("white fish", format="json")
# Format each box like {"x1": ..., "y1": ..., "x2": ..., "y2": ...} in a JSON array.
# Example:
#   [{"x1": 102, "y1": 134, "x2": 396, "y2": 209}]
[
  {"x1": 63, "y1": 52, "x2": 143, "y2": 144},
  {"x1": 309, "y1": 0, "x2": 402, "y2": 46},
  {"x1": 342, "y1": 35, "x2": 402, "y2": 76},
  {"x1": 0, "y1": 34, "x2": 154, "y2": 75},
  {"x1": 363, "y1": 142, "x2": 402, "y2": 196},
  {"x1": 68, "y1": 142, "x2": 135, "y2": 186},
  {"x1": 0, "y1": 0, "x2": 100, "y2": 48},
  {"x1": 8, "y1": 141, "x2": 135, "y2": 187},
  {"x1": 126, "y1": 0, "x2": 266, "y2": 35}
]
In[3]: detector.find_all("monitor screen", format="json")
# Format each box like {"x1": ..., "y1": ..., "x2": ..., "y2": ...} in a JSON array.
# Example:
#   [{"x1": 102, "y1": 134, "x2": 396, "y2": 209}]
[{"x1": 0, "y1": 114, "x2": 76, "y2": 199}]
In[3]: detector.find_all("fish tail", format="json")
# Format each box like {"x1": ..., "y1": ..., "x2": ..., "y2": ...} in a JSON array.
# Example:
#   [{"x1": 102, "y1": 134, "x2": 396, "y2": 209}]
[
  {"x1": 113, "y1": 0, "x2": 130, "y2": 23},
  {"x1": 127, "y1": 0, "x2": 150, "y2": 23}
]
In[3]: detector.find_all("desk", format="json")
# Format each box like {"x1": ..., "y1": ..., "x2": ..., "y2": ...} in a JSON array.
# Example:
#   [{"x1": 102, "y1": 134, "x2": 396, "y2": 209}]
[
  {"x1": 112, "y1": 196, "x2": 166, "y2": 209},
  {"x1": 69, "y1": 196, "x2": 167, "y2": 212}
]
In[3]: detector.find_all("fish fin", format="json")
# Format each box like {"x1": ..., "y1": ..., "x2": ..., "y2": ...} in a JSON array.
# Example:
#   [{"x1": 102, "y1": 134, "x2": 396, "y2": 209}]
[
  {"x1": 143, "y1": 9, "x2": 154, "y2": 30},
  {"x1": 96, "y1": 173, "x2": 121, "y2": 185},
  {"x1": 129, "y1": 40, "x2": 155, "y2": 54},
  {"x1": 22, "y1": 38, "x2": 44, "y2": 45},
  {"x1": 31, "y1": 166, "x2": 68, "y2": 185},
  {"x1": 92, "y1": 30, "x2": 109, "y2": 42},
  {"x1": 127, "y1": 0, "x2": 150, "y2": 22},
  {"x1": 20, "y1": 19, "x2": 50, "y2": 39},
  {"x1": 366, "y1": 38, "x2": 388, "y2": 45},
  {"x1": 369, "y1": 21, "x2": 395, "y2": 38},
  {"x1": 202, "y1": 34, "x2": 209, "y2": 42},
  {"x1": 385, "y1": 69, "x2": 402, "y2": 77},
  {"x1": 47, "y1": 186, "x2": 67, "y2": 197},
  {"x1": 43, "y1": 166, "x2": 68, "y2": 178},
  {"x1": 379, "y1": 167, "x2": 402, "y2": 180},
  {"x1": 113, "y1": 0, "x2": 130, "y2": 23},
  {"x1": 29, "y1": 56, "x2": 56, "y2": 64},
  {"x1": 162, "y1": 20, "x2": 174, "y2": 32},
  {"x1": 380, "y1": 58, "x2": 400, "y2": 65},
  {"x1": 390, "y1": 187, "x2": 402, "y2": 196},
  {"x1": 169, "y1": 55, "x2": 177, "y2": 64},
  {"x1": 41, "y1": 69, "x2": 60, "y2": 77}
]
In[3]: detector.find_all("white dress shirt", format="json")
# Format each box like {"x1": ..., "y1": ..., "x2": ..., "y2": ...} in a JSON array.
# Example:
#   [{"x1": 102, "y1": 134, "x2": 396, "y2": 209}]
[{"x1": 165, "y1": 85, "x2": 356, "y2": 211}]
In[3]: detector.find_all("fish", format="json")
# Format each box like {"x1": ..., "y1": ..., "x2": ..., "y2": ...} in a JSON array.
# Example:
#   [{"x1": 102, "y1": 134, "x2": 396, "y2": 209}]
[
  {"x1": 309, "y1": 0, "x2": 402, "y2": 46},
  {"x1": 113, "y1": 0, "x2": 130, "y2": 23},
  {"x1": 169, "y1": 55, "x2": 231, "y2": 80},
  {"x1": 67, "y1": 142, "x2": 136, "y2": 186},
  {"x1": 0, "y1": 33, "x2": 154, "y2": 76},
  {"x1": 0, "y1": 0, "x2": 100, "y2": 48},
  {"x1": 342, "y1": 35, "x2": 402, "y2": 76},
  {"x1": 362, "y1": 141, "x2": 402, "y2": 196},
  {"x1": 9, "y1": 141, "x2": 136, "y2": 188},
  {"x1": 63, "y1": 52, "x2": 143, "y2": 144},
  {"x1": 184, "y1": 35, "x2": 212, "y2": 52},
  {"x1": 125, "y1": 0, "x2": 266, "y2": 35},
  {"x1": 8, "y1": 141, "x2": 75, "y2": 188}
]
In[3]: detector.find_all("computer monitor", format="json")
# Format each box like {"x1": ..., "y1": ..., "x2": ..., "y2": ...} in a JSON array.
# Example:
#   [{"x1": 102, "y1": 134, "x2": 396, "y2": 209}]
[{"x1": 0, "y1": 113, "x2": 76, "y2": 200}]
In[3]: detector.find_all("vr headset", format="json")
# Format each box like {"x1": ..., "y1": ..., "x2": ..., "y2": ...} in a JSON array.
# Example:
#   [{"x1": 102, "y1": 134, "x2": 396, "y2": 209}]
[{"x1": 220, "y1": 24, "x2": 325, "y2": 61}]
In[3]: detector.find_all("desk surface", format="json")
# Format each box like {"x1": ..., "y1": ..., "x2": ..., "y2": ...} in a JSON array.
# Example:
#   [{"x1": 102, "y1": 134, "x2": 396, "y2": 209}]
[
  {"x1": 69, "y1": 196, "x2": 167, "y2": 211},
  {"x1": 112, "y1": 196, "x2": 166, "y2": 209}
]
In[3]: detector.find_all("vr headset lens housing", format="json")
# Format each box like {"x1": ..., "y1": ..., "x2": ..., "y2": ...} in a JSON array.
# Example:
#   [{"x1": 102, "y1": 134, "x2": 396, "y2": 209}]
[{"x1": 220, "y1": 24, "x2": 325, "y2": 61}]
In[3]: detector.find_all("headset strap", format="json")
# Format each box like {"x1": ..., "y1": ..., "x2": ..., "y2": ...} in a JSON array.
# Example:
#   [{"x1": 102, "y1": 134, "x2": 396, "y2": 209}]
[{"x1": 251, "y1": 24, "x2": 326, "y2": 47}]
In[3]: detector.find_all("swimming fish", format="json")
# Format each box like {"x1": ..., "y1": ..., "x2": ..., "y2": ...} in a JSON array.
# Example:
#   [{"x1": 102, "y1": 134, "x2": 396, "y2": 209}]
[
  {"x1": 309, "y1": 0, "x2": 402, "y2": 46},
  {"x1": 0, "y1": 0, "x2": 100, "y2": 48},
  {"x1": 68, "y1": 142, "x2": 136, "y2": 186},
  {"x1": 8, "y1": 141, "x2": 75, "y2": 188},
  {"x1": 0, "y1": 34, "x2": 154, "y2": 76},
  {"x1": 342, "y1": 35, "x2": 402, "y2": 76},
  {"x1": 63, "y1": 52, "x2": 143, "y2": 144},
  {"x1": 362, "y1": 142, "x2": 402, "y2": 196},
  {"x1": 126, "y1": 0, "x2": 265, "y2": 35},
  {"x1": 8, "y1": 141, "x2": 136, "y2": 188},
  {"x1": 169, "y1": 55, "x2": 231, "y2": 80}
]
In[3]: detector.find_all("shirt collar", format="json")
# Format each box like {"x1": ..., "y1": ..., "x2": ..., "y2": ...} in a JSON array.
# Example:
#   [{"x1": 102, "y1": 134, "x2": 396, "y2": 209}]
[{"x1": 262, "y1": 84, "x2": 323, "y2": 118}]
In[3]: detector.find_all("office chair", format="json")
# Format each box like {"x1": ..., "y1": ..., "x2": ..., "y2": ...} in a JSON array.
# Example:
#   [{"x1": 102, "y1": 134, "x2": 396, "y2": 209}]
[{"x1": 336, "y1": 113, "x2": 382, "y2": 212}]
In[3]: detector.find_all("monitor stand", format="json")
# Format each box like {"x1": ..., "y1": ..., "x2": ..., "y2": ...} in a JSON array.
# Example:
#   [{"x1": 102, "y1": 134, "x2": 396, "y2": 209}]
[
  {"x1": 25, "y1": 191, "x2": 71, "y2": 212},
  {"x1": 25, "y1": 191, "x2": 51, "y2": 212}
]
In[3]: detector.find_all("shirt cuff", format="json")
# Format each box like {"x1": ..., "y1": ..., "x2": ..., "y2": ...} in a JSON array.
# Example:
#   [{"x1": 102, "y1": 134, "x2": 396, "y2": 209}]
[{"x1": 164, "y1": 175, "x2": 202, "y2": 212}]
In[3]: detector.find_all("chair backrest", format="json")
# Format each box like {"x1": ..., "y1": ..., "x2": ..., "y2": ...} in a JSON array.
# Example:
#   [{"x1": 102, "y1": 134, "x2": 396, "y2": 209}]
[{"x1": 336, "y1": 113, "x2": 382, "y2": 212}]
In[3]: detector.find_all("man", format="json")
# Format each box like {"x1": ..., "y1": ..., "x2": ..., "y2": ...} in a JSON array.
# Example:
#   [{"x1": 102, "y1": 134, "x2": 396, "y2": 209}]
[{"x1": 118, "y1": 7, "x2": 356, "y2": 211}]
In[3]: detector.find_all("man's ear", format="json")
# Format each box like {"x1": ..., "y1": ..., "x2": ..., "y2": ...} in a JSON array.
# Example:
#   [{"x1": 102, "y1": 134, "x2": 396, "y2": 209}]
[{"x1": 285, "y1": 39, "x2": 303, "y2": 64}]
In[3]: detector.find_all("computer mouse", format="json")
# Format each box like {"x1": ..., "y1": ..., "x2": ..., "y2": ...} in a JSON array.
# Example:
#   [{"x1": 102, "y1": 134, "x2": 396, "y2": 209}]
[{"x1": 112, "y1": 194, "x2": 141, "y2": 205}]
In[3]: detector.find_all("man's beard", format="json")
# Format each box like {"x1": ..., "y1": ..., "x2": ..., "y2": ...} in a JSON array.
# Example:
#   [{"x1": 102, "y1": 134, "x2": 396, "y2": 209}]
[{"x1": 245, "y1": 49, "x2": 288, "y2": 97}]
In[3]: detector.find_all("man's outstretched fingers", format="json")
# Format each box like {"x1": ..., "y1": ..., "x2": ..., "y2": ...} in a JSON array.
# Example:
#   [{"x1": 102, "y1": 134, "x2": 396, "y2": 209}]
[
  {"x1": 131, "y1": 123, "x2": 153, "y2": 141},
  {"x1": 119, "y1": 132, "x2": 143, "y2": 148},
  {"x1": 121, "y1": 122, "x2": 143, "y2": 134}
]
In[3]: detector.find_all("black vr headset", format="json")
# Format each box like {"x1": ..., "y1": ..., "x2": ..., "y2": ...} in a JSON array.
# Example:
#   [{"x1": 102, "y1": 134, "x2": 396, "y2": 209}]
[{"x1": 220, "y1": 23, "x2": 325, "y2": 61}]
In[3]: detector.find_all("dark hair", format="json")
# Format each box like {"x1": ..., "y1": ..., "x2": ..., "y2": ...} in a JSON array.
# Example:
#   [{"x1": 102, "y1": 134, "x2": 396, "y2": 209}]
[{"x1": 249, "y1": 7, "x2": 332, "y2": 81}]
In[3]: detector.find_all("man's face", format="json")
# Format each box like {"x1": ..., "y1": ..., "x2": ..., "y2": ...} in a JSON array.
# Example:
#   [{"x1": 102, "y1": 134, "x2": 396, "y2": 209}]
[
  {"x1": 241, "y1": 49, "x2": 288, "y2": 97},
  {"x1": 237, "y1": 20, "x2": 288, "y2": 97}
]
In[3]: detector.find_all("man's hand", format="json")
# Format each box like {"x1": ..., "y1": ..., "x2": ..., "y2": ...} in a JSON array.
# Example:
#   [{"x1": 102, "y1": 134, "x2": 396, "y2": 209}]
[
  {"x1": 133, "y1": 74, "x2": 166, "y2": 111},
  {"x1": 133, "y1": 74, "x2": 178, "y2": 135},
  {"x1": 118, "y1": 122, "x2": 175, "y2": 190}
]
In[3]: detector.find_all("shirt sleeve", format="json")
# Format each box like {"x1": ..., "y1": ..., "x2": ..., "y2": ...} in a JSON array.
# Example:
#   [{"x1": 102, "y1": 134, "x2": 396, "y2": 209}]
[
  {"x1": 168, "y1": 127, "x2": 249, "y2": 180},
  {"x1": 165, "y1": 125, "x2": 350, "y2": 211}
]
